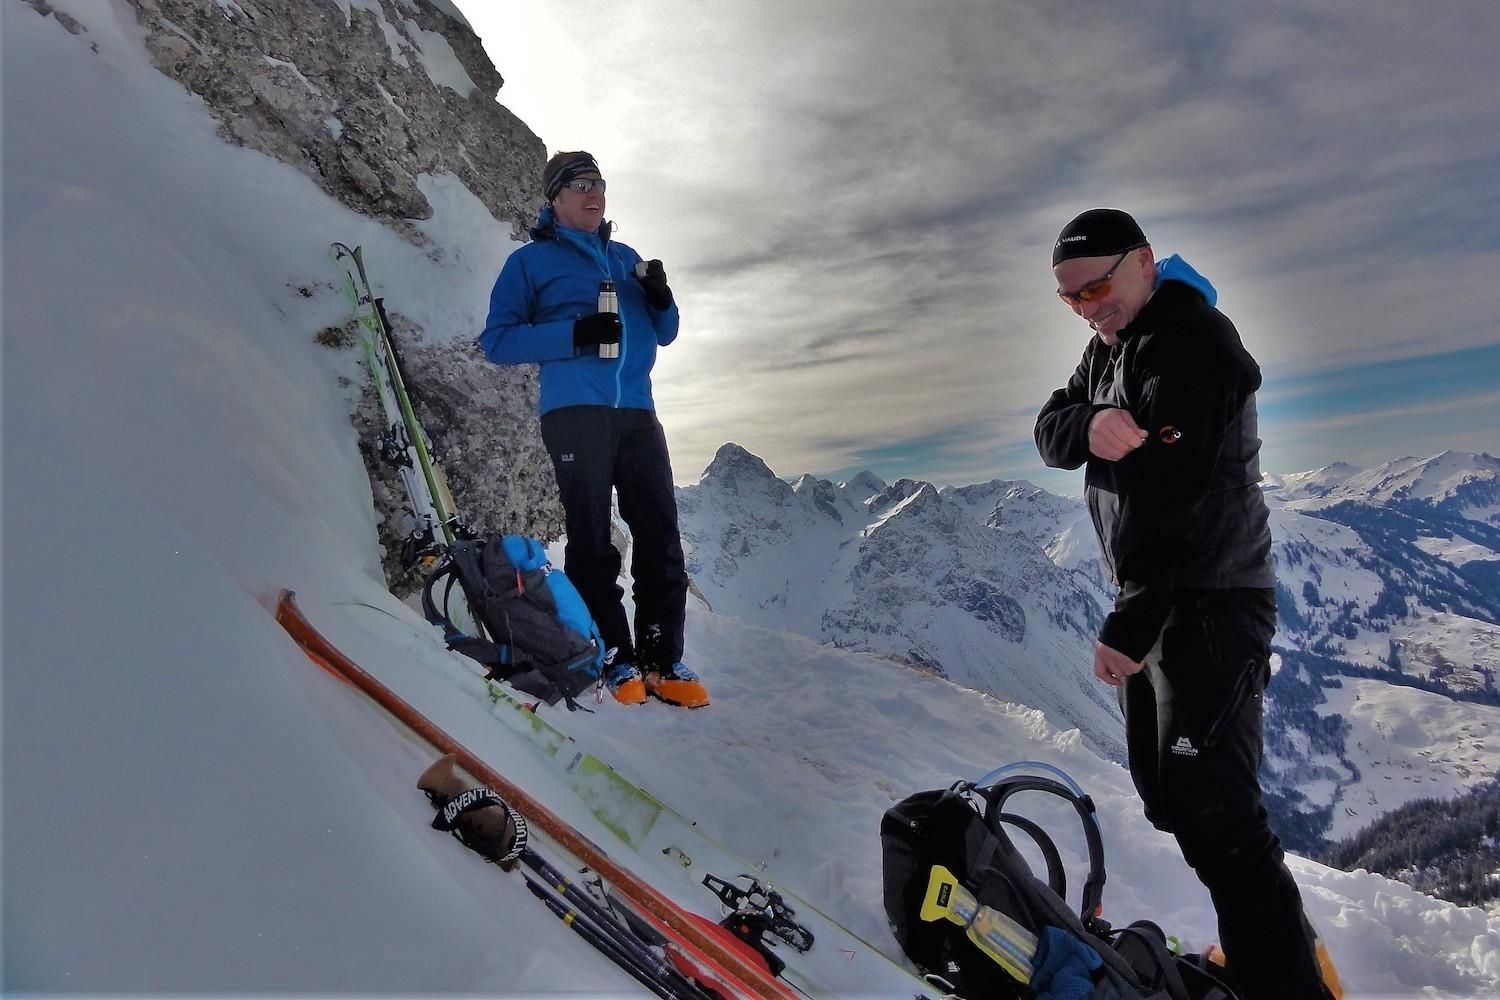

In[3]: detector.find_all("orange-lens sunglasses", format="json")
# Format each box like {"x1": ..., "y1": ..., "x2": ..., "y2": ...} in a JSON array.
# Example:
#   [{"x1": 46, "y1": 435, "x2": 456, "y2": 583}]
[{"x1": 1057, "y1": 251, "x2": 1133, "y2": 306}]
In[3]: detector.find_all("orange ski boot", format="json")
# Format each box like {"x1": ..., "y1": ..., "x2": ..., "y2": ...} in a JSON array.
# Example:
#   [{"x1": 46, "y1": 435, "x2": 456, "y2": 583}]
[
  {"x1": 604, "y1": 662, "x2": 647, "y2": 705},
  {"x1": 645, "y1": 662, "x2": 710, "y2": 708}
]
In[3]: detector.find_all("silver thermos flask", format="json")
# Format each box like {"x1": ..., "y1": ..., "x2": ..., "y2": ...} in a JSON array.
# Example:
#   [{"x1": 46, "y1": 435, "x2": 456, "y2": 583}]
[{"x1": 597, "y1": 280, "x2": 618, "y2": 358}]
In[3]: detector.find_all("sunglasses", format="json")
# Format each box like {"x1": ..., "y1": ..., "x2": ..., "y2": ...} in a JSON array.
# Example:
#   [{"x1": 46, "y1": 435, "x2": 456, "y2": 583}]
[
  {"x1": 564, "y1": 177, "x2": 607, "y2": 195},
  {"x1": 1056, "y1": 250, "x2": 1134, "y2": 306}
]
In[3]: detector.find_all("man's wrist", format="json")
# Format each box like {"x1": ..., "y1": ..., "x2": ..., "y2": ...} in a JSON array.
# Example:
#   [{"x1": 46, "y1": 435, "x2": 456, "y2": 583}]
[{"x1": 1098, "y1": 611, "x2": 1154, "y2": 663}]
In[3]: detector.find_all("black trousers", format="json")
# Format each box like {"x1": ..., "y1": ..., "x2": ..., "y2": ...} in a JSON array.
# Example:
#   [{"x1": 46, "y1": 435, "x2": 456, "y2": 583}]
[
  {"x1": 539, "y1": 406, "x2": 688, "y2": 669},
  {"x1": 1121, "y1": 588, "x2": 1332, "y2": 1000}
]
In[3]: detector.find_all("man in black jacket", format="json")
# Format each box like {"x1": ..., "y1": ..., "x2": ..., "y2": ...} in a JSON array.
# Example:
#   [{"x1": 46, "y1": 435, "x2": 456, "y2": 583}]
[{"x1": 1034, "y1": 209, "x2": 1337, "y2": 1000}]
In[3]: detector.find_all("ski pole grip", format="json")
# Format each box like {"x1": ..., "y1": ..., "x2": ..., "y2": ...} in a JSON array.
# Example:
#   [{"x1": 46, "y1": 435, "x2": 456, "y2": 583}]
[{"x1": 418, "y1": 753, "x2": 476, "y2": 801}]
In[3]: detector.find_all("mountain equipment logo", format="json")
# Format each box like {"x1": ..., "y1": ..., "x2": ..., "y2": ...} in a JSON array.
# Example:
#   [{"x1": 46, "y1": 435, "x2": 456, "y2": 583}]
[{"x1": 1170, "y1": 736, "x2": 1200, "y2": 758}]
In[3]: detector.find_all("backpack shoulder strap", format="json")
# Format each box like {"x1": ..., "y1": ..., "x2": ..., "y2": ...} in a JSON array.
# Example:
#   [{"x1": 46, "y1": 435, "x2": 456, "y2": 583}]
[
  {"x1": 421, "y1": 548, "x2": 506, "y2": 669},
  {"x1": 1109, "y1": 922, "x2": 1193, "y2": 1000},
  {"x1": 975, "y1": 775, "x2": 1107, "y2": 932},
  {"x1": 992, "y1": 809, "x2": 1066, "y2": 899},
  {"x1": 420, "y1": 557, "x2": 463, "y2": 633},
  {"x1": 1176, "y1": 955, "x2": 1240, "y2": 1000}
]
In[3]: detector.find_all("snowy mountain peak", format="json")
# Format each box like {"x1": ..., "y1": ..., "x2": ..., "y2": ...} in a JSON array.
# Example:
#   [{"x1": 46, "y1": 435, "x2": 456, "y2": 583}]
[
  {"x1": 939, "y1": 478, "x2": 1055, "y2": 526},
  {"x1": 701, "y1": 442, "x2": 786, "y2": 489},
  {"x1": 1351, "y1": 450, "x2": 1500, "y2": 504},
  {"x1": 871, "y1": 481, "x2": 943, "y2": 523},
  {"x1": 867, "y1": 477, "x2": 931, "y2": 513},
  {"x1": 792, "y1": 473, "x2": 844, "y2": 523},
  {"x1": 1273, "y1": 451, "x2": 1500, "y2": 527},
  {"x1": 839, "y1": 470, "x2": 887, "y2": 499},
  {"x1": 1264, "y1": 461, "x2": 1364, "y2": 500}
]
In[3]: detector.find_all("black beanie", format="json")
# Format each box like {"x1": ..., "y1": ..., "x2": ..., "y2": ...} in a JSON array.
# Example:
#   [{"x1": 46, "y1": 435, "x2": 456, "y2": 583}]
[
  {"x1": 1052, "y1": 208, "x2": 1149, "y2": 266},
  {"x1": 542, "y1": 151, "x2": 601, "y2": 203}
]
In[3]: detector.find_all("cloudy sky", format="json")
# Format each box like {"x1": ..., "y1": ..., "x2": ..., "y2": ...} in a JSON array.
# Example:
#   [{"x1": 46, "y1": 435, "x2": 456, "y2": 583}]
[{"x1": 456, "y1": 0, "x2": 1499, "y2": 492}]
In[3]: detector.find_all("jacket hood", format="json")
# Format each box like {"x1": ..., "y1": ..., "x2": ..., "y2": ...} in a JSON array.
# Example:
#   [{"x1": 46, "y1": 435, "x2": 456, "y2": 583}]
[
  {"x1": 1155, "y1": 253, "x2": 1217, "y2": 307},
  {"x1": 528, "y1": 202, "x2": 556, "y2": 239},
  {"x1": 529, "y1": 203, "x2": 613, "y2": 243}
]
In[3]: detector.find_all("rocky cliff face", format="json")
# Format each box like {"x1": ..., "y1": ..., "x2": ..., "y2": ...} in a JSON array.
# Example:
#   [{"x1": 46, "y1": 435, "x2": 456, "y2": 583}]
[
  {"x1": 122, "y1": 0, "x2": 543, "y2": 241},
  {"x1": 351, "y1": 310, "x2": 564, "y2": 594},
  {"x1": 69, "y1": 0, "x2": 566, "y2": 590}
]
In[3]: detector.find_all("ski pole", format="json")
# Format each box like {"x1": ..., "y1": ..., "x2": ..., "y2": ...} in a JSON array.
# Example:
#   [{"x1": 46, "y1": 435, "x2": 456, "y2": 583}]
[
  {"x1": 275, "y1": 591, "x2": 786, "y2": 1000},
  {"x1": 419, "y1": 753, "x2": 713, "y2": 997},
  {"x1": 521, "y1": 851, "x2": 722, "y2": 1000},
  {"x1": 524, "y1": 876, "x2": 689, "y2": 1000},
  {"x1": 524, "y1": 852, "x2": 697, "y2": 988},
  {"x1": 522, "y1": 853, "x2": 670, "y2": 968}
]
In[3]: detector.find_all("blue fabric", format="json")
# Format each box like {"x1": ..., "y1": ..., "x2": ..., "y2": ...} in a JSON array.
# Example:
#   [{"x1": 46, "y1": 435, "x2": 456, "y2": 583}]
[
  {"x1": 499, "y1": 534, "x2": 606, "y2": 676},
  {"x1": 1155, "y1": 253, "x2": 1217, "y2": 307},
  {"x1": 605, "y1": 661, "x2": 641, "y2": 687},
  {"x1": 479, "y1": 204, "x2": 680, "y2": 415},
  {"x1": 554, "y1": 220, "x2": 609, "y2": 273},
  {"x1": 503, "y1": 535, "x2": 553, "y2": 571},
  {"x1": 1030, "y1": 926, "x2": 1103, "y2": 1000},
  {"x1": 551, "y1": 574, "x2": 607, "y2": 676}
]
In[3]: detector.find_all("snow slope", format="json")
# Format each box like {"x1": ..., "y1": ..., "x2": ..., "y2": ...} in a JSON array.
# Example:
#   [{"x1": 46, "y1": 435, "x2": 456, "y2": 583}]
[
  {"x1": 678, "y1": 449, "x2": 1127, "y2": 762},
  {"x1": 1310, "y1": 678, "x2": 1500, "y2": 843},
  {"x1": 5, "y1": 3, "x2": 1499, "y2": 996}
]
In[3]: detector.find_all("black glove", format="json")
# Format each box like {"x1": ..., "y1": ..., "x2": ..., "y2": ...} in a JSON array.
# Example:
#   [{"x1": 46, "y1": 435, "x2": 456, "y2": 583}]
[
  {"x1": 636, "y1": 259, "x2": 673, "y2": 310},
  {"x1": 572, "y1": 311, "x2": 622, "y2": 351}
]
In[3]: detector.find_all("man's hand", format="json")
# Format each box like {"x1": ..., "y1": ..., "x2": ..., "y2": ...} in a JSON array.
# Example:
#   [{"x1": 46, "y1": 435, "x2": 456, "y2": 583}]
[
  {"x1": 1088, "y1": 407, "x2": 1148, "y2": 461},
  {"x1": 572, "y1": 311, "x2": 622, "y2": 350},
  {"x1": 1094, "y1": 641, "x2": 1144, "y2": 687},
  {"x1": 635, "y1": 259, "x2": 673, "y2": 310}
]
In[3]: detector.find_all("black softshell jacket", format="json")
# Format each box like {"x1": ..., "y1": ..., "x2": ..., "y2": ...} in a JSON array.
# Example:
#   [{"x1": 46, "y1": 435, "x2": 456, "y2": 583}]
[{"x1": 1034, "y1": 280, "x2": 1275, "y2": 661}]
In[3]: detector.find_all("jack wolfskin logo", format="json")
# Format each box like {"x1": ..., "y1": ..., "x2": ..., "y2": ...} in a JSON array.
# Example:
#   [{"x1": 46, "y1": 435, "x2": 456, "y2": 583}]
[
  {"x1": 1170, "y1": 736, "x2": 1199, "y2": 757},
  {"x1": 559, "y1": 452, "x2": 575, "y2": 463}
]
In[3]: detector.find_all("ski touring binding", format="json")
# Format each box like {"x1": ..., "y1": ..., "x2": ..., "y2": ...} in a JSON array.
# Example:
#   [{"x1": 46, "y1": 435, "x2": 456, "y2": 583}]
[{"x1": 702, "y1": 872, "x2": 815, "y2": 956}]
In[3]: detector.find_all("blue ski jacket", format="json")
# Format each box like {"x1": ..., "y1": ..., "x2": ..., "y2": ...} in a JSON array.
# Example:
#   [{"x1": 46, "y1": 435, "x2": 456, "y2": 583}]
[{"x1": 479, "y1": 205, "x2": 680, "y2": 415}]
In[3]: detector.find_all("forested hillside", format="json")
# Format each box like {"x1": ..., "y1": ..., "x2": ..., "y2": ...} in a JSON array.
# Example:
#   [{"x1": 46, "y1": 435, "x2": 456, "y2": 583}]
[{"x1": 1322, "y1": 779, "x2": 1500, "y2": 907}]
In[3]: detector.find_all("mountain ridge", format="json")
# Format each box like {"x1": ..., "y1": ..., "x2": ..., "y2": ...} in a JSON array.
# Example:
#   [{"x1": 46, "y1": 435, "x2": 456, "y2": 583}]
[{"x1": 675, "y1": 443, "x2": 1500, "y2": 851}]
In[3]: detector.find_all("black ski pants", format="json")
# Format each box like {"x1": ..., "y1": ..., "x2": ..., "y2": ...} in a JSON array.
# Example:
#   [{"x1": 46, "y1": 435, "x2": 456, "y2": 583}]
[
  {"x1": 1120, "y1": 588, "x2": 1333, "y2": 1000},
  {"x1": 539, "y1": 405, "x2": 688, "y2": 670}
]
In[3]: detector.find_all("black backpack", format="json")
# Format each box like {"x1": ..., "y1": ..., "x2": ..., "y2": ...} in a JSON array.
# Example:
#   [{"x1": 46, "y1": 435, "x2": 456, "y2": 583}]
[
  {"x1": 880, "y1": 769, "x2": 1240, "y2": 1000},
  {"x1": 421, "y1": 535, "x2": 606, "y2": 706}
]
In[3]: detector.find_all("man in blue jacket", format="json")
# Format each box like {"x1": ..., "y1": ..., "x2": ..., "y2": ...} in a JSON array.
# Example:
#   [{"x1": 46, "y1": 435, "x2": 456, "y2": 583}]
[
  {"x1": 480, "y1": 151, "x2": 707, "y2": 709},
  {"x1": 1034, "y1": 209, "x2": 1337, "y2": 999}
]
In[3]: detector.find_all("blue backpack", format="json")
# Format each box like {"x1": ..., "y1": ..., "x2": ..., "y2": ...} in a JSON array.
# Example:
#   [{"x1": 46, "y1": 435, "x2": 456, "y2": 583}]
[{"x1": 422, "y1": 535, "x2": 606, "y2": 706}]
